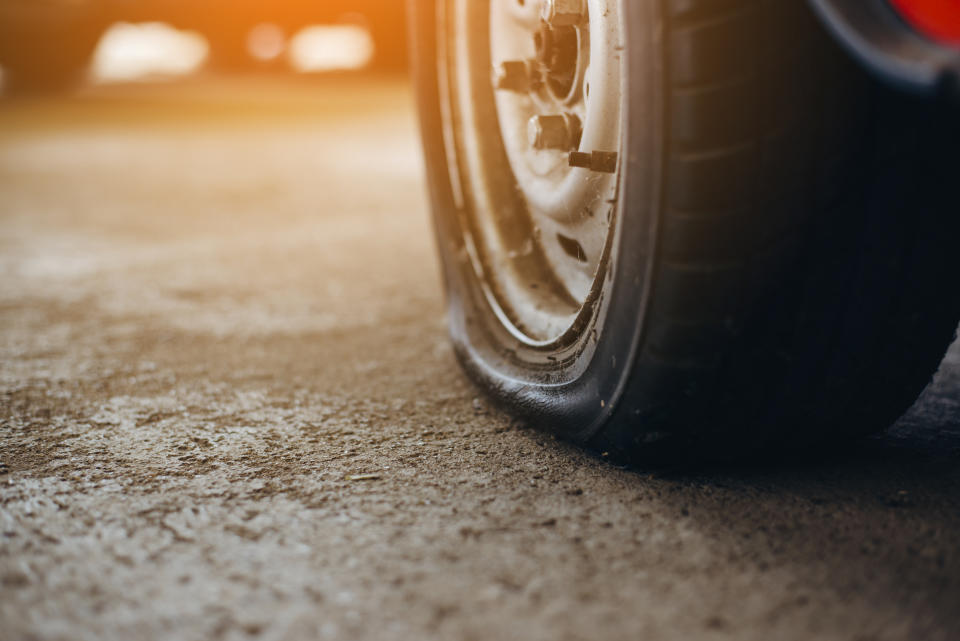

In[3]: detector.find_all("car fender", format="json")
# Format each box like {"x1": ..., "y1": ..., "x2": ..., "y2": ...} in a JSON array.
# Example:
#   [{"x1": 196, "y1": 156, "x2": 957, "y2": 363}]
[{"x1": 809, "y1": 0, "x2": 960, "y2": 95}]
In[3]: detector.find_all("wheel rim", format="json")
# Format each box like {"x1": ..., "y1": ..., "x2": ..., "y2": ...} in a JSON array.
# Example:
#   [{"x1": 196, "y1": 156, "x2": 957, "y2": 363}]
[{"x1": 441, "y1": 0, "x2": 625, "y2": 345}]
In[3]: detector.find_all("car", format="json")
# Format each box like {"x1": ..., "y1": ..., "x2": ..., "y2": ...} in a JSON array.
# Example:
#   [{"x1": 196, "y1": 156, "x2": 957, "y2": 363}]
[
  {"x1": 0, "y1": 0, "x2": 408, "y2": 91},
  {"x1": 412, "y1": 0, "x2": 960, "y2": 462}
]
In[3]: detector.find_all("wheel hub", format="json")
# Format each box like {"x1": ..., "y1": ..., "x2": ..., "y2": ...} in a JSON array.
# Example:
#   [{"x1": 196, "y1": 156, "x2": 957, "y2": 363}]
[
  {"x1": 442, "y1": 0, "x2": 625, "y2": 343},
  {"x1": 534, "y1": 22, "x2": 581, "y2": 99},
  {"x1": 489, "y1": 0, "x2": 624, "y2": 314}
]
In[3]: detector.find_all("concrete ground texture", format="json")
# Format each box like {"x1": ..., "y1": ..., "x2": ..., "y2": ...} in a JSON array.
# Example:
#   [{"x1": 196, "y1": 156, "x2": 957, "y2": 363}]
[{"x1": 1, "y1": 76, "x2": 959, "y2": 641}]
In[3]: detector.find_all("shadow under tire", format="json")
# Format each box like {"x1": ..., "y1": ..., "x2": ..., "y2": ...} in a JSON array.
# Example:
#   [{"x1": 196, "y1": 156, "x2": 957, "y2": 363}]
[{"x1": 413, "y1": 0, "x2": 960, "y2": 463}]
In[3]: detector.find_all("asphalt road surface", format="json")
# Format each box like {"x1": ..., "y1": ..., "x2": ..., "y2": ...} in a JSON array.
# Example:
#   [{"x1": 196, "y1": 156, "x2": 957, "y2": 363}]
[{"x1": 1, "y1": 76, "x2": 959, "y2": 641}]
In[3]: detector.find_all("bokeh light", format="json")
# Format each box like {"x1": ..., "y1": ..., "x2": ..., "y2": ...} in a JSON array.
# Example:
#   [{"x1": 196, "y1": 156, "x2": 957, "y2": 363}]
[
  {"x1": 247, "y1": 23, "x2": 287, "y2": 63},
  {"x1": 92, "y1": 22, "x2": 208, "y2": 83},
  {"x1": 288, "y1": 25, "x2": 374, "y2": 73}
]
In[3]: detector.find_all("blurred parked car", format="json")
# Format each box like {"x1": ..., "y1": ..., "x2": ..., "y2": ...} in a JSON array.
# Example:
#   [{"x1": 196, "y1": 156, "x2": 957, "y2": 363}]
[{"x1": 0, "y1": 0, "x2": 407, "y2": 90}]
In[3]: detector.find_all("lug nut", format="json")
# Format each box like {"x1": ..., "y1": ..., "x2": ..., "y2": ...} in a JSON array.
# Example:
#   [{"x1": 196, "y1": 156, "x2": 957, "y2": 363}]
[
  {"x1": 569, "y1": 150, "x2": 618, "y2": 173},
  {"x1": 494, "y1": 60, "x2": 532, "y2": 93},
  {"x1": 541, "y1": 0, "x2": 586, "y2": 26},
  {"x1": 528, "y1": 114, "x2": 582, "y2": 150}
]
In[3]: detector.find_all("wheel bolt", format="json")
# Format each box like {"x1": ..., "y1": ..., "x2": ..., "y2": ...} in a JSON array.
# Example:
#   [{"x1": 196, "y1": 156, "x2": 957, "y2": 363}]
[
  {"x1": 528, "y1": 114, "x2": 582, "y2": 150},
  {"x1": 494, "y1": 60, "x2": 532, "y2": 93},
  {"x1": 541, "y1": 0, "x2": 586, "y2": 26},
  {"x1": 569, "y1": 150, "x2": 618, "y2": 173}
]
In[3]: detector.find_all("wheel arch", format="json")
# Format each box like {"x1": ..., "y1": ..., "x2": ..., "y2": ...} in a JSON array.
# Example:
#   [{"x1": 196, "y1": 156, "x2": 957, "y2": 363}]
[{"x1": 809, "y1": 0, "x2": 960, "y2": 95}]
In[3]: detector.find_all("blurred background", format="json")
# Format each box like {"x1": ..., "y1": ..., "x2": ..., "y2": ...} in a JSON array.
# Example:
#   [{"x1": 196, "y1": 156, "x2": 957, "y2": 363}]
[{"x1": 0, "y1": 0, "x2": 407, "y2": 92}]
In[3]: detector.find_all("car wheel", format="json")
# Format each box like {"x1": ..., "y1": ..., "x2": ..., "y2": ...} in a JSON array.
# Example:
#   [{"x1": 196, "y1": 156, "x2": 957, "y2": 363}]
[{"x1": 412, "y1": 0, "x2": 960, "y2": 462}]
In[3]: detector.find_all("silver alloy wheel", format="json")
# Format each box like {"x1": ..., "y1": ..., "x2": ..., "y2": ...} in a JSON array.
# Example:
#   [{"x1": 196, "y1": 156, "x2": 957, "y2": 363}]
[{"x1": 440, "y1": 0, "x2": 625, "y2": 345}]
